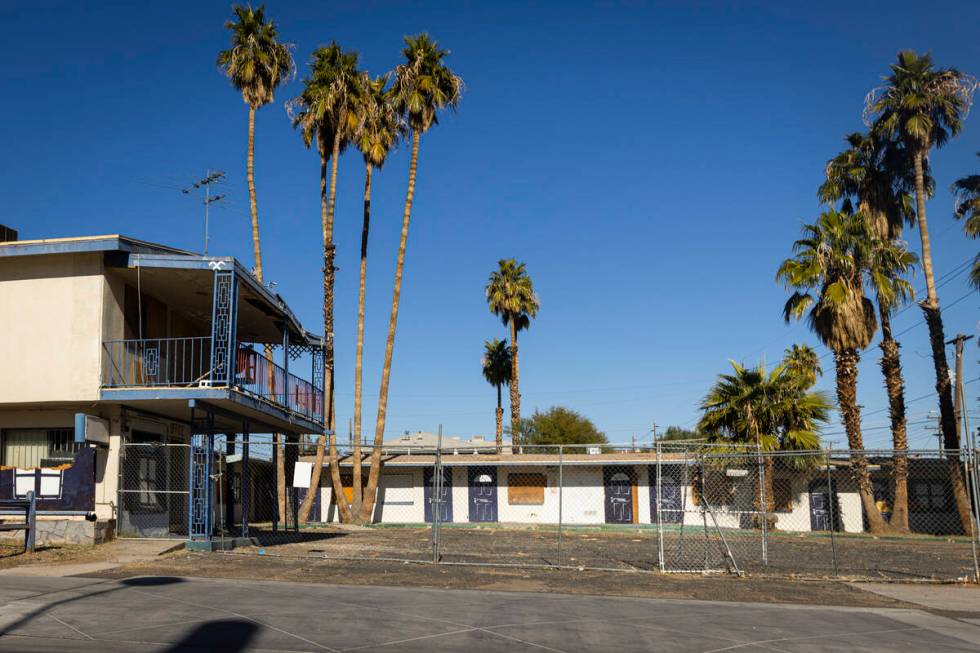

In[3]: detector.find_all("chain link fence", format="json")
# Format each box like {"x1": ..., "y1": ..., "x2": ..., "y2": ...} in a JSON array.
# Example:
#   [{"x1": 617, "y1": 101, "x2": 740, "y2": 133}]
[{"x1": 119, "y1": 438, "x2": 980, "y2": 581}]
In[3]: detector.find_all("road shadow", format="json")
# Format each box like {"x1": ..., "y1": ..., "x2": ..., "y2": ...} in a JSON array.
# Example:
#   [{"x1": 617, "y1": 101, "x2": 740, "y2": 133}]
[{"x1": 161, "y1": 619, "x2": 259, "y2": 652}]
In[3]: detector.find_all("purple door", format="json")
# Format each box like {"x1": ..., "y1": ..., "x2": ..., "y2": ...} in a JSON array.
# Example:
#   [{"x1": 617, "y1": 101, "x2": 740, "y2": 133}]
[
  {"x1": 424, "y1": 468, "x2": 452, "y2": 523},
  {"x1": 468, "y1": 467, "x2": 497, "y2": 522}
]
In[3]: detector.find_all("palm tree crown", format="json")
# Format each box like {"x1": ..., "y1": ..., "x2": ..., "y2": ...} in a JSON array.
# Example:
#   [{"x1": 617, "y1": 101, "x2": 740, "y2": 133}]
[
  {"x1": 866, "y1": 50, "x2": 974, "y2": 154},
  {"x1": 482, "y1": 339, "x2": 512, "y2": 389},
  {"x1": 289, "y1": 43, "x2": 364, "y2": 155},
  {"x1": 217, "y1": 4, "x2": 294, "y2": 109},
  {"x1": 952, "y1": 153, "x2": 980, "y2": 288},
  {"x1": 698, "y1": 360, "x2": 830, "y2": 453},
  {"x1": 391, "y1": 33, "x2": 463, "y2": 134},
  {"x1": 818, "y1": 131, "x2": 921, "y2": 240},
  {"x1": 486, "y1": 259, "x2": 540, "y2": 330},
  {"x1": 782, "y1": 344, "x2": 822, "y2": 389},
  {"x1": 355, "y1": 74, "x2": 403, "y2": 168},
  {"x1": 777, "y1": 209, "x2": 878, "y2": 352}
]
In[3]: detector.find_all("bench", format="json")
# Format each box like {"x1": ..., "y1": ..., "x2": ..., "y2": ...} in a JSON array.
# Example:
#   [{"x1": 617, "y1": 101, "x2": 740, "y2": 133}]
[{"x1": 0, "y1": 492, "x2": 37, "y2": 553}]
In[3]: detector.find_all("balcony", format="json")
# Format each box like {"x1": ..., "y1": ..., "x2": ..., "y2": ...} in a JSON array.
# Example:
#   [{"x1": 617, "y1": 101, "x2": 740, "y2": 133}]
[{"x1": 102, "y1": 337, "x2": 323, "y2": 425}]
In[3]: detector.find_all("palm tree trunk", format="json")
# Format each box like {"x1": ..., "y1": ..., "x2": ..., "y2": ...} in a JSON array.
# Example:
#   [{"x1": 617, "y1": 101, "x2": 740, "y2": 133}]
[
  {"x1": 834, "y1": 348, "x2": 889, "y2": 534},
  {"x1": 913, "y1": 150, "x2": 972, "y2": 533},
  {"x1": 247, "y1": 105, "x2": 263, "y2": 280},
  {"x1": 878, "y1": 307, "x2": 910, "y2": 531},
  {"x1": 352, "y1": 162, "x2": 372, "y2": 516},
  {"x1": 359, "y1": 130, "x2": 421, "y2": 523},
  {"x1": 509, "y1": 320, "x2": 520, "y2": 445},
  {"x1": 495, "y1": 383, "x2": 503, "y2": 453},
  {"x1": 244, "y1": 104, "x2": 286, "y2": 523},
  {"x1": 302, "y1": 138, "x2": 349, "y2": 524}
]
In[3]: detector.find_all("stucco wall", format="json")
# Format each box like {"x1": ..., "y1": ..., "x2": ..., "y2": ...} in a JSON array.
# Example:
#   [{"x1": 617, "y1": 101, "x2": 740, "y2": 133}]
[{"x1": 0, "y1": 253, "x2": 106, "y2": 403}]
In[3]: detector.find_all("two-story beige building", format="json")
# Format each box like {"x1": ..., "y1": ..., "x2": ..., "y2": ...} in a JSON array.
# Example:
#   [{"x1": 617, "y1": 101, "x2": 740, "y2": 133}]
[{"x1": 0, "y1": 233, "x2": 324, "y2": 545}]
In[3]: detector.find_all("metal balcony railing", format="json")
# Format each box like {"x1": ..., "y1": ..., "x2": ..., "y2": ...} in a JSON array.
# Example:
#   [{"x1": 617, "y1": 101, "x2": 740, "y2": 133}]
[{"x1": 102, "y1": 338, "x2": 323, "y2": 423}]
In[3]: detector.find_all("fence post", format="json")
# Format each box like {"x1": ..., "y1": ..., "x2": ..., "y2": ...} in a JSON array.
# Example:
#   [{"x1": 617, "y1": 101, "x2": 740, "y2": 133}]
[
  {"x1": 758, "y1": 444, "x2": 768, "y2": 567},
  {"x1": 656, "y1": 442, "x2": 665, "y2": 572},
  {"x1": 432, "y1": 429, "x2": 443, "y2": 563},
  {"x1": 826, "y1": 446, "x2": 839, "y2": 578},
  {"x1": 959, "y1": 452, "x2": 979, "y2": 583},
  {"x1": 25, "y1": 491, "x2": 36, "y2": 553},
  {"x1": 557, "y1": 444, "x2": 563, "y2": 569}
]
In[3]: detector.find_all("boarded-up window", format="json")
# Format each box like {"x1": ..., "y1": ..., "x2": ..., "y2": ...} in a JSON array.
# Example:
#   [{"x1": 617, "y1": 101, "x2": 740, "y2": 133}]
[{"x1": 508, "y1": 473, "x2": 545, "y2": 505}]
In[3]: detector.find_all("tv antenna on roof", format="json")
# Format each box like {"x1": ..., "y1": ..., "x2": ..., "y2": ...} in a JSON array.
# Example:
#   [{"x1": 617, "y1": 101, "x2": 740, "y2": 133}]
[{"x1": 182, "y1": 170, "x2": 226, "y2": 255}]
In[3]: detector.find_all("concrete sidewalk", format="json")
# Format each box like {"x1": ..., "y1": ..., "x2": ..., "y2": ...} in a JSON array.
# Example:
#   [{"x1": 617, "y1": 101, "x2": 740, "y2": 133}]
[
  {"x1": 856, "y1": 583, "x2": 980, "y2": 624},
  {"x1": 0, "y1": 540, "x2": 183, "y2": 578},
  {"x1": 0, "y1": 574, "x2": 976, "y2": 652}
]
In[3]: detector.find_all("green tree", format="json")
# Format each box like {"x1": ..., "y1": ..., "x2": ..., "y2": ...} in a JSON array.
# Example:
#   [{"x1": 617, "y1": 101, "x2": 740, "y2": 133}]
[
  {"x1": 658, "y1": 426, "x2": 703, "y2": 442},
  {"x1": 777, "y1": 209, "x2": 894, "y2": 533},
  {"x1": 365, "y1": 34, "x2": 462, "y2": 523},
  {"x1": 866, "y1": 51, "x2": 977, "y2": 532},
  {"x1": 952, "y1": 152, "x2": 980, "y2": 289},
  {"x1": 819, "y1": 130, "x2": 920, "y2": 530},
  {"x1": 289, "y1": 43, "x2": 364, "y2": 523},
  {"x1": 354, "y1": 75, "x2": 404, "y2": 524},
  {"x1": 486, "y1": 259, "x2": 540, "y2": 443},
  {"x1": 481, "y1": 339, "x2": 511, "y2": 453},
  {"x1": 217, "y1": 4, "x2": 293, "y2": 520},
  {"x1": 517, "y1": 407, "x2": 607, "y2": 449}
]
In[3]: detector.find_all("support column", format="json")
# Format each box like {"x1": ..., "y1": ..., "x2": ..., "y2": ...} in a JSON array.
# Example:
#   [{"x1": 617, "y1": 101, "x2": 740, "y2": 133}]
[
  {"x1": 209, "y1": 269, "x2": 238, "y2": 387},
  {"x1": 225, "y1": 433, "x2": 236, "y2": 533},
  {"x1": 189, "y1": 410, "x2": 215, "y2": 542},
  {"x1": 241, "y1": 419, "x2": 250, "y2": 539}
]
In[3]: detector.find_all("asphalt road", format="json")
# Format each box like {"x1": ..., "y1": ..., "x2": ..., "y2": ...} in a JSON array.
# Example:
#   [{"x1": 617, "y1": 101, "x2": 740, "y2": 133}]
[{"x1": 0, "y1": 574, "x2": 976, "y2": 652}]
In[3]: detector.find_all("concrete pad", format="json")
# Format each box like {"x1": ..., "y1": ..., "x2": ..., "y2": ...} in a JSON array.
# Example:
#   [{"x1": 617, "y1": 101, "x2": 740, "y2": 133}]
[
  {"x1": 856, "y1": 582, "x2": 980, "y2": 613},
  {"x1": 0, "y1": 562, "x2": 120, "y2": 577}
]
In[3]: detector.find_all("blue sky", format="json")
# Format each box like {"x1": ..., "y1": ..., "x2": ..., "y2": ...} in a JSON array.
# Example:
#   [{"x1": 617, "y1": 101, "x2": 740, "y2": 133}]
[{"x1": 1, "y1": 1, "x2": 978, "y2": 448}]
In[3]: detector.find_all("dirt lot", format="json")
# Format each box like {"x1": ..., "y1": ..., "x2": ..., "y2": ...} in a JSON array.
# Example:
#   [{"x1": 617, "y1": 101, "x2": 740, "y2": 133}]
[
  {"x1": 232, "y1": 524, "x2": 979, "y2": 581},
  {"x1": 96, "y1": 551, "x2": 920, "y2": 609}
]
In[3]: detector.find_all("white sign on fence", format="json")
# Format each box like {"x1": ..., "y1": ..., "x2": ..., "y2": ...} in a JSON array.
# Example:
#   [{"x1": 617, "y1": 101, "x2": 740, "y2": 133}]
[{"x1": 292, "y1": 461, "x2": 313, "y2": 489}]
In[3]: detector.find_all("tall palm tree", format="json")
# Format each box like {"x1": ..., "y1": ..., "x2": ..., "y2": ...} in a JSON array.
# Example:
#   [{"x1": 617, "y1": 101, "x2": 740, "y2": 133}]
[
  {"x1": 818, "y1": 131, "x2": 920, "y2": 530},
  {"x1": 486, "y1": 259, "x2": 540, "y2": 444},
  {"x1": 361, "y1": 34, "x2": 462, "y2": 524},
  {"x1": 698, "y1": 357, "x2": 831, "y2": 525},
  {"x1": 217, "y1": 4, "x2": 294, "y2": 283},
  {"x1": 352, "y1": 75, "x2": 403, "y2": 523},
  {"x1": 218, "y1": 4, "x2": 293, "y2": 521},
  {"x1": 481, "y1": 339, "x2": 512, "y2": 452},
  {"x1": 866, "y1": 51, "x2": 977, "y2": 533},
  {"x1": 777, "y1": 209, "x2": 894, "y2": 534},
  {"x1": 782, "y1": 344, "x2": 822, "y2": 389},
  {"x1": 289, "y1": 44, "x2": 364, "y2": 523},
  {"x1": 952, "y1": 153, "x2": 980, "y2": 289}
]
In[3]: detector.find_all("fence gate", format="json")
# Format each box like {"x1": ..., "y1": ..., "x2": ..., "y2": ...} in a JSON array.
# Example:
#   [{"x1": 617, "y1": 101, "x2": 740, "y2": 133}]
[
  {"x1": 656, "y1": 447, "x2": 766, "y2": 574},
  {"x1": 117, "y1": 439, "x2": 190, "y2": 538}
]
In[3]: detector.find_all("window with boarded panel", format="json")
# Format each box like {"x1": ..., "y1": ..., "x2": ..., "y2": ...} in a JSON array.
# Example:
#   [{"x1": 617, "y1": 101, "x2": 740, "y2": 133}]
[{"x1": 508, "y1": 473, "x2": 546, "y2": 505}]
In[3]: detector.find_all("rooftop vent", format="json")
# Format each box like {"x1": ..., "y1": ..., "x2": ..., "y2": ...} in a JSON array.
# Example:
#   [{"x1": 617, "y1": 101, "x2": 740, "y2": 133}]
[{"x1": 0, "y1": 225, "x2": 17, "y2": 242}]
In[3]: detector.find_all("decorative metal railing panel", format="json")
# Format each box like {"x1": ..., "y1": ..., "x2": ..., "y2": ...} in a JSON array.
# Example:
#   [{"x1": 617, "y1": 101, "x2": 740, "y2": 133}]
[
  {"x1": 102, "y1": 337, "x2": 324, "y2": 423},
  {"x1": 102, "y1": 337, "x2": 212, "y2": 387}
]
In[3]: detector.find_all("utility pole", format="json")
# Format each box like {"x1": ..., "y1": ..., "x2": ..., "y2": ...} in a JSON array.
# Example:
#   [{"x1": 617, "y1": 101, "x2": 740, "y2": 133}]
[
  {"x1": 651, "y1": 422, "x2": 658, "y2": 444},
  {"x1": 946, "y1": 334, "x2": 974, "y2": 446},
  {"x1": 182, "y1": 170, "x2": 226, "y2": 255}
]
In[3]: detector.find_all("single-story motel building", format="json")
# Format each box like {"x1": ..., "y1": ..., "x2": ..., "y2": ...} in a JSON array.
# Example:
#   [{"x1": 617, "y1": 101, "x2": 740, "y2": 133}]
[{"x1": 304, "y1": 451, "x2": 966, "y2": 535}]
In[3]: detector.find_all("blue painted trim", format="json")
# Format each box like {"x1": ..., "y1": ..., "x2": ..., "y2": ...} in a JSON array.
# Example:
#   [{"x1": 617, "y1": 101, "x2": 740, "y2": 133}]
[
  {"x1": 125, "y1": 254, "x2": 236, "y2": 271},
  {"x1": 73, "y1": 413, "x2": 85, "y2": 443}
]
